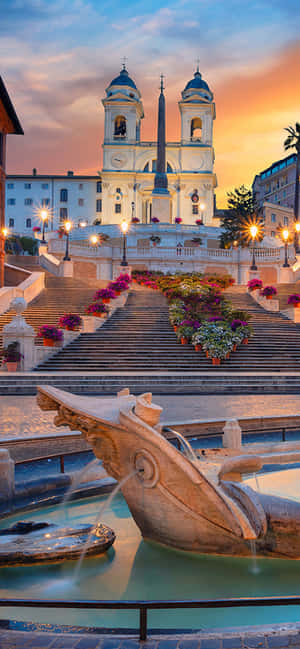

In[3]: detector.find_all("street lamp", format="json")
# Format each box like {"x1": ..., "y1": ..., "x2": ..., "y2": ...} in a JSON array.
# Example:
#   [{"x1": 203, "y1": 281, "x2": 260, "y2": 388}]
[
  {"x1": 120, "y1": 219, "x2": 129, "y2": 267},
  {"x1": 40, "y1": 209, "x2": 48, "y2": 244},
  {"x1": 295, "y1": 221, "x2": 300, "y2": 254},
  {"x1": 199, "y1": 202, "x2": 205, "y2": 224},
  {"x1": 282, "y1": 228, "x2": 290, "y2": 267},
  {"x1": 90, "y1": 234, "x2": 99, "y2": 247},
  {"x1": 0, "y1": 228, "x2": 8, "y2": 289},
  {"x1": 249, "y1": 224, "x2": 258, "y2": 271},
  {"x1": 63, "y1": 220, "x2": 72, "y2": 261}
]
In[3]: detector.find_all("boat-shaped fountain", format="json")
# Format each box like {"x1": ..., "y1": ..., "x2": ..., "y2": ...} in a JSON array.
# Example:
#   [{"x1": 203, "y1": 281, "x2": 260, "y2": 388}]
[{"x1": 36, "y1": 385, "x2": 300, "y2": 559}]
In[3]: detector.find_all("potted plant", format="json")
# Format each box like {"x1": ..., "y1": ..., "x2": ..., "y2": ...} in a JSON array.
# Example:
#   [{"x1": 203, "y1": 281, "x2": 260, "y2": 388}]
[
  {"x1": 151, "y1": 217, "x2": 160, "y2": 223},
  {"x1": 58, "y1": 313, "x2": 82, "y2": 331},
  {"x1": 109, "y1": 279, "x2": 129, "y2": 295},
  {"x1": 195, "y1": 219, "x2": 203, "y2": 226},
  {"x1": 288, "y1": 294, "x2": 300, "y2": 308},
  {"x1": 93, "y1": 288, "x2": 117, "y2": 304},
  {"x1": 85, "y1": 302, "x2": 109, "y2": 317},
  {"x1": 37, "y1": 325, "x2": 63, "y2": 347},
  {"x1": 32, "y1": 226, "x2": 41, "y2": 233},
  {"x1": 176, "y1": 319, "x2": 200, "y2": 345},
  {"x1": 175, "y1": 217, "x2": 182, "y2": 224},
  {"x1": 247, "y1": 278, "x2": 263, "y2": 292},
  {"x1": 261, "y1": 285, "x2": 277, "y2": 299},
  {"x1": 3, "y1": 342, "x2": 22, "y2": 372},
  {"x1": 131, "y1": 217, "x2": 140, "y2": 223},
  {"x1": 150, "y1": 235, "x2": 161, "y2": 247}
]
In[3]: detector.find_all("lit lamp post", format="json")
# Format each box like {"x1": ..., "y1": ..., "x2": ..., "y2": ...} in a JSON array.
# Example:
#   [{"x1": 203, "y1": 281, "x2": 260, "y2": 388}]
[
  {"x1": 249, "y1": 224, "x2": 258, "y2": 271},
  {"x1": 90, "y1": 234, "x2": 99, "y2": 248},
  {"x1": 282, "y1": 228, "x2": 290, "y2": 267},
  {"x1": 295, "y1": 222, "x2": 300, "y2": 254},
  {"x1": 63, "y1": 220, "x2": 72, "y2": 261},
  {"x1": 120, "y1": 219, "x2": 129, "y2": 267},
  {"x1": 0, "y1": 228, "x2": 8, "y2": 289},
  {"x1": 199, "y1": 202, "x2": 205, "y2": 224},
  {"x1": 40, "y1": 209, "x2": 48, "y2": 244}
]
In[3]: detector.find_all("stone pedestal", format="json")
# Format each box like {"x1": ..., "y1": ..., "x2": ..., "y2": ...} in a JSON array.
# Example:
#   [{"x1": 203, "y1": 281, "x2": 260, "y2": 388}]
[
  {"x1": 0, "y1": 449, "x2": 14, "y2": 500},
  {"x1": 38, "y1": 244, "x2": 48, "y2": 256},
  {"x1": 2, "y1": 297, "x2": 36, "y2": 371},
  {"x1": 223, "y1": 419, "x2": 242, "y2": 450},
  {"x1": 152, "y1": 195, "x2": 171, "y2": 223},
  {"x1": 115, "y1": 265, "x2": 132, "y2": 279},
  {"x1": 278, "y1": 266, "x2": 293, "y2": 284},
  {"x1": 248, "y1": 269, "x2": 260, "y2": 282},
  {"x1": 60, "y1": 260, "x2": 74, "y2": 277}
]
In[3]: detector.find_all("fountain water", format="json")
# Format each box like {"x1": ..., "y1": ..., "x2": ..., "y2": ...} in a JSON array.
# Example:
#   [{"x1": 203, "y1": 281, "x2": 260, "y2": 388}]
[
  {"x1": 164, "y1": 427, "x2": 199, "y2": 462},
  {"x1": 60, "y1": 457, "x2": 106, "y2": 522},
  {"x1": 74, "y1": 468, "x2": 140, "y2": 580}
]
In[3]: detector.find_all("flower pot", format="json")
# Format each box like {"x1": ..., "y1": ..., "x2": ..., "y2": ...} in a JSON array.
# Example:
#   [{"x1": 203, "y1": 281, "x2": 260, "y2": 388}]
[
  {"x1": 181, "y1": 337, "x2": 188, "y2": 345},
  {"x1": 6, "y1": 362, "x2": 18, "y2": 372},
  {"x1": 205, "y1": 351, "x2": 209, "y2": 358},
  {"x1": 115, "y1": 291, "x2": 121, "y2": 296},
  {"x1": 266, "y1": 295, "x2": 273, "y2": 300},
  {"x1": 242, "y1": 338, "x2": 249, "y2": 345},
  {"x1": 173, "y1": 326, "x2": 178, "y2": 332},
  {"x1": 232, "y1": 343, "x2": 237, "y2": 352},
  {"x1": 294, "y1": 303, "x2": 300, "y2": 308},
  {"x1": 225, "y1": 352, "x2": 230, "y2": 359},
  {"x1": 195, "y1": 344, "x2": 202, "y2": 352},
  {"x1": 43, "y1": 338, "x2": 56, "y2": 347},
  {"x1": 65, "y1": 326, "x2": 75, "y2": 331},
  {"x1": 102, "y1": 298, "x2": 110, "y2": 304},
  {"x1": 212, "y1": 358, "x2": 221, "y2": 365}
]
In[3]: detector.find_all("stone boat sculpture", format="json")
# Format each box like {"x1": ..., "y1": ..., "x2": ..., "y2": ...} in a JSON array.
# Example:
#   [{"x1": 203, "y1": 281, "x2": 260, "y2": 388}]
[{"x1": 37, "y1": 386, "x2": 300, "y2": 559}]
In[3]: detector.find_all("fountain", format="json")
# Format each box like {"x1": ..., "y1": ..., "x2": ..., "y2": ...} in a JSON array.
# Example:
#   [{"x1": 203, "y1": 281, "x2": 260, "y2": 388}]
[{"x1": 36, "y1": 385, "x2": 300, "y2": 559}]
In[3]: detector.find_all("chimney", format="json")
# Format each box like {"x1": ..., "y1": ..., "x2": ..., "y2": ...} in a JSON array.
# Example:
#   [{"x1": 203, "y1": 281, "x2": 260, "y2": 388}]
[
  {"x1": 67, "y1": 170, "x2": 74, "y2": 177},
  {"x1": 32, "y1": 168, "x2": 37, "y2": 176}
]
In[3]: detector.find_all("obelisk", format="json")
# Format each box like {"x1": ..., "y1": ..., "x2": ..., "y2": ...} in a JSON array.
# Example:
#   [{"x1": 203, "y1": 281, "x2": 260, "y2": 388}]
[{"x1": 152, "y1": 75, "x2": 171, "y2": 223}]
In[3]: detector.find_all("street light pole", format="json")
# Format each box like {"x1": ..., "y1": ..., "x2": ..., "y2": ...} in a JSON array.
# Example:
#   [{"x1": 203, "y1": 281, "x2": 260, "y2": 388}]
[
  {"x1": 295, "y1": 222, "x2": 300, "y2": 255},
  {"x1": 282, "y1": 229, "x2": 290, "y2": 267},
  {"x1": 40, "y1": 210, "x2": 48, "y2": 244},
  {"x1": 249, "y1": 225, "x2": 258, "y2": 271},
  {"x1": 120, "y1": 220, "x2": 129, "y2": 267},
  {"x1": 63, "y1": 221, "x2": 72, "y2": 261}
]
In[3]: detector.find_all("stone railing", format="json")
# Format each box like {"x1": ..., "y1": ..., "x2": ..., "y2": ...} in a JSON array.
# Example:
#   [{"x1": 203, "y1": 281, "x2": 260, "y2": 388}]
[
  {"x1": 0, "y1": 267, "x2": 45, "y2": 315},
  {"x1": 247, "y1": 288, "x2": 279, "y2": 312}
]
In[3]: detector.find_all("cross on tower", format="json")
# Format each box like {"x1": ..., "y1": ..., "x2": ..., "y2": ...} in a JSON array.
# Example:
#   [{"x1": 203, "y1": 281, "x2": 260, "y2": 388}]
[
  {"x1": 160, "y1": 73, "x2": 165, "y2": 92},
  {"x1": 122, "y1": 56, "x2": 128, "y2": 70},
  {"x1": 196, "y1": 57, "x2": 200, "y2": 72}
]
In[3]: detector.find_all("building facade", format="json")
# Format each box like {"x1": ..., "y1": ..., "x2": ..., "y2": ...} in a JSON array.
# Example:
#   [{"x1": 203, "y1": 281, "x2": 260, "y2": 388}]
[
  {"x1": 253, "y1": 153, "x2": 297, "y2": 212},
  {"x1": 262, "y1": 201, "x2": 294, "y2": 239},
  {"x1": 5, "y1": 66, "x2": 217, "y2": 234}
]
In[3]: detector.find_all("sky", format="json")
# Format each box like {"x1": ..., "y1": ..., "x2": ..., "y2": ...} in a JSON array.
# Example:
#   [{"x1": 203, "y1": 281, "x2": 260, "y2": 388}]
[{"x1": 1, "y1": 0, "x2": 300, "y2": 207}]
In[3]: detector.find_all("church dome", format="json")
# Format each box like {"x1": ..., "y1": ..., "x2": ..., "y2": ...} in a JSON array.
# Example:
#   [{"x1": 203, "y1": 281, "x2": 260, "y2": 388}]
[
  {"x1": 184, "y1": 70, "x2": 210, "y2": 93},
  {"x1": 182, "y1": 68, "x2": 213, "y2": 102},
  {"x1": 108, "y1": 67, "x2": 137, "y2": 90}
]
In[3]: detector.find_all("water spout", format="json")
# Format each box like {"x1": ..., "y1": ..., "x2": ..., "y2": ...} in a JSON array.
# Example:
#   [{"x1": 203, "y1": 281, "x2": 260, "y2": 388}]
[
  {"x1": 164, "y1": 427, "x2": 198, "y2": 463},
  {"x1": 249, "y1": 539, "x2": 260, "y2": 574}
]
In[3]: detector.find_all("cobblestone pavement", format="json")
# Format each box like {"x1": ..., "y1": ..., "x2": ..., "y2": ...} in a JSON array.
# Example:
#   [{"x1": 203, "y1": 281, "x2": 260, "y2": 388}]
[
  {"x1": 1, "y1": 395, "x2": 300, "y2": 442},
  {"x1": 1, "y1": 629, "x2": 300, "y2": 649}
]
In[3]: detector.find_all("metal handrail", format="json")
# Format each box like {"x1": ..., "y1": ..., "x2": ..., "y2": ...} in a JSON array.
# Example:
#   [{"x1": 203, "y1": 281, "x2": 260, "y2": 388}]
[
  {"x1": 1, "y1": 596, "x2": 300, "y2": 640},
  {"x1": 15, "y1": 449, "x2": 92, "y2": 474}
]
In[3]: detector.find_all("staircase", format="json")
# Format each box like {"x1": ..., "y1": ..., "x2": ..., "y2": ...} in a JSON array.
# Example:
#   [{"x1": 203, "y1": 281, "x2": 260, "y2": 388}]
[
  {"x1": 35, "y1": 287, "x2": 300, "y2": 373},
  {"x1": 0, "y1": 274, "x2": 107, "y2": 349}
]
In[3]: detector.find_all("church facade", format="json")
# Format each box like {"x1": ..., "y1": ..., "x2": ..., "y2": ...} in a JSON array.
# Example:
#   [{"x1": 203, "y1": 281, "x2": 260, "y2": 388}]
[
  {"x1": 101, "y1": 66, "x2": 217, "y2": 227},
  {"x1": 5, "y1": 66, "x2": 218, "y2": 233}
]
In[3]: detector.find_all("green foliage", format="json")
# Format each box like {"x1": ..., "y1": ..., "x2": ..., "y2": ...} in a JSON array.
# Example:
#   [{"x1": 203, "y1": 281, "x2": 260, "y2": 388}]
[
  {"x1": 20, "y1": 236, "x2": 38, "y2": 255},
  {"x1": 230, "y1": 309, "x2": 252, "y2": 321},
  {"x1": 219, "y1": 185, "x2": 262, "y2": 248}
]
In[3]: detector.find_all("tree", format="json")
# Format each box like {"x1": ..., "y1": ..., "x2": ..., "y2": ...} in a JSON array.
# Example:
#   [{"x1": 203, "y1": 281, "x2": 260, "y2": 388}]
[
  {"x1": 219, "y1": 185, "x2": 262, "y2": 248},
  {"x1": 284, "y1": 123, "x2": 300, "y2": 248}
]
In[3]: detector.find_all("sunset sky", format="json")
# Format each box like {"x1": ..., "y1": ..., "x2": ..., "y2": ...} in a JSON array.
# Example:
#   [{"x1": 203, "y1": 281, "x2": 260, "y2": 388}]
[{"x1": 2, "y1": 0, "x2": 299, "y2": 207}]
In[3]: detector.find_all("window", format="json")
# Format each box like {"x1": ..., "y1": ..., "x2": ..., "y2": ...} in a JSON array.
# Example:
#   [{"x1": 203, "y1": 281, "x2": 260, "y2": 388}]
[
  {"x1": 24, "y1": 198, "x2": 33, "y2": 205},
  {"x1": 26, "y1": 218, "x2": 32, "y2": 228},
  {"x1": 190, "y1": 117, "x2": 202, "y2": 140},
  {"x1": 282, "y1": 190, "x2": 286, "y2": 198},
  {"x1": 192, "y1": 204, "x2": 199, "y2": 215},
  {"x1": 284, "y1": 217, "x2": 289, "y2": 226},
  {"x1": 7, "y1": 183, "x2": 14, "y2": 189},
  {"x1": 78, "y1": 198, "x2": 84, "y2": 206},
  {"x1": 60, "y1": 188, "x2": 68, "y2": 202},
  {"x1": 96, "y1": 181, "x2": 102, "y2": 193},
  {"x1": 96, "y1": 199, "x2": 102, "y2": 212},
  {"x1": 143, "y1": 162, "x2": 149, "y2": 172},
  {"x1": 78, "y1": 183, "x2": 83, "y2": 190},
  {"x1": 9, "y1": 218, "x2": 14, "y2": 227},
  {"x1": 41, "y1": 183, "x2": 49, "y2": 189},
  {"x1": 271, "y1": 213, "x2": 276, "y2": 223},
  {"x1": 41, "y1": 198, "x2": 50, "y2": 207},
  {"x1": 7, "y1": 198, "x2": 16, "y2": 205},
  {"x1": 116, "y1": 187, "x2": 121, "y2": 194},
  {"x1": 114, "y1": 115, "x2": 126, "y2": 137},
  {"x1": 24, "y1": 183, "x2": 31, "y2": 189},
  {"x1": 274, "y1": 194, "x2": 278, "y2": 201},
  {"x1": 115, "y1": 203, "x2": 121, "y2": 214},
  {"x1": 60, "y1": 207, "x2": 68, "y2": 221},
  {"x1": 271, "y1": 231, "x2": 275, "y2": 237}
]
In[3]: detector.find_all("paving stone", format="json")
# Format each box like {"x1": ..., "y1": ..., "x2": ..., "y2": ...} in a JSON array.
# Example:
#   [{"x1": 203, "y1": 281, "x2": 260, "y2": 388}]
[
  {"x1": 200, "y1": 640, "x2": 222, "y2": 649},
  {"x1": 50, "y1": 635, "x2": 81, "y2": 648},
  {"x1": 178, "y1": 640, "x2": 199, "y2": 649},
  {"x1": 266, "y1": 636, "x2": 290, "y2": 648},
  {"x1": 75, "y1": 636, "x2": 102, "y2": 649},
  {"x1": 223, "y1": 638, "x2": 242, "y2": 648},
  {"x1": 243, "y1": 635, "x2": 266, "y2": 648},
  {"x1": 119, "y1": 641, "x2": 141, "y2": 649},
  {"x1": 289, "y1": 634, "x2": 300, "y2": 646},
  {"x1": 156, "y1": 641, "x2": 179, "y2": 649},
  {"x1": 100, "y1": 639, "x2": 122, "y2": 649}
]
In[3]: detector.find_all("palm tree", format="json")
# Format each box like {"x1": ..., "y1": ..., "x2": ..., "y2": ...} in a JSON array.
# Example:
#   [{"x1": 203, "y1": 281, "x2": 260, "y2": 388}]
[{"x1": 284, "y1": 123, "x2": 300, "y2": 251}]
